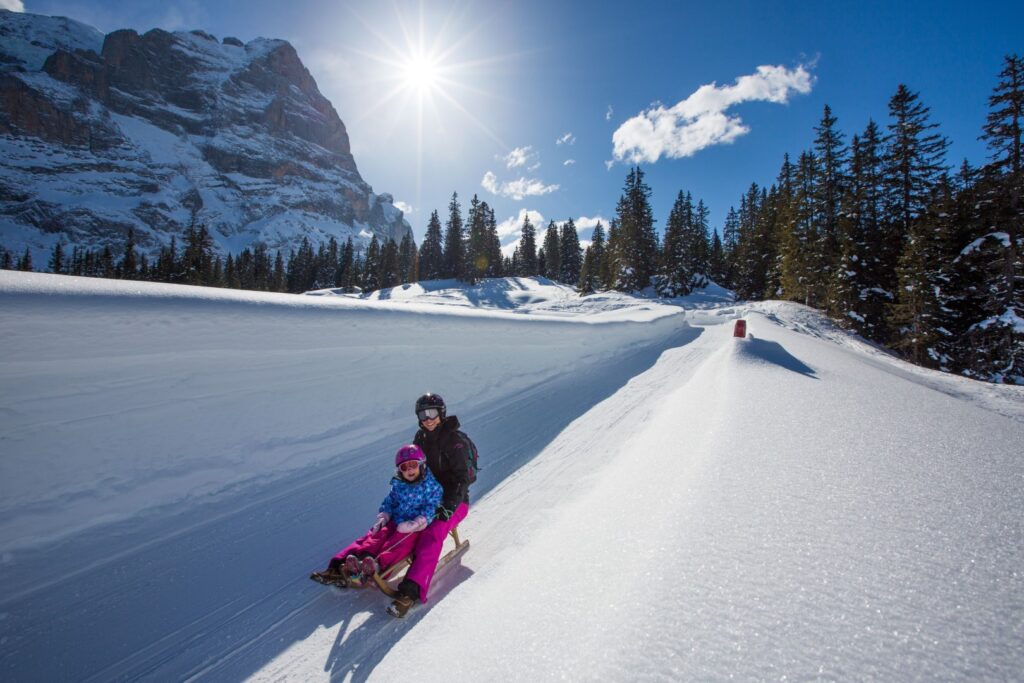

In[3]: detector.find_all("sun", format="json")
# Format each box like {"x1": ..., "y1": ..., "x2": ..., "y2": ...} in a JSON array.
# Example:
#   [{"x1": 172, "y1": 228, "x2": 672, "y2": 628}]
[{"x1": 402, "y1": 53, "x2": 440, "y2": 94}]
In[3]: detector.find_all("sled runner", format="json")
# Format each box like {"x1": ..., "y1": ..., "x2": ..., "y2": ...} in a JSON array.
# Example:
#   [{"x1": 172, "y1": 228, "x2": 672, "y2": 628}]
[{"x1": 371, "y1": 527, "x2": 469, "y2": 598}]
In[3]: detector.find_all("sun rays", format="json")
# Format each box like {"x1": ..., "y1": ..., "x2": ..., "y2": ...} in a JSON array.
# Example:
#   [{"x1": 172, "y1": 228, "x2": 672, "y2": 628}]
[{"x1": 326, "y1": 2, "x2": 522, "y2": 210}]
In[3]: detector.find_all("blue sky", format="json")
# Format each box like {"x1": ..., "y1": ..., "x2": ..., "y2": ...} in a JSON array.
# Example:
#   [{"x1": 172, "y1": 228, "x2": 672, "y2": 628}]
[{"x1": 16, "y1": 0, "x2": 1024, "y2": 248}]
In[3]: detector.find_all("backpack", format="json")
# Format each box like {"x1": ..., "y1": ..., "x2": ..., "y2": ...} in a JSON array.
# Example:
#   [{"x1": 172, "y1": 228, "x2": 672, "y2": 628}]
[{"x1": 453, "y1": 430, "x2": 479, "y2": 484}]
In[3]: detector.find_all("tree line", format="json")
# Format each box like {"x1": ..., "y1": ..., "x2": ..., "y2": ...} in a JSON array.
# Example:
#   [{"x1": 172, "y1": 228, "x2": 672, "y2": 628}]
[
  {"x1": 707, "y1": 54, "x2": 1022, "y2": 384},
  {"x1": 2, "y1": 54, "x2": 1019, "y2": 382}
]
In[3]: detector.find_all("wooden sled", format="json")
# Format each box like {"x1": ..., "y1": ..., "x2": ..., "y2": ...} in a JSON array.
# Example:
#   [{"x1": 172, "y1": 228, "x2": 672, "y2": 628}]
[{"x1": 371, "y1": 527, "x2": 470, "y2": 598}]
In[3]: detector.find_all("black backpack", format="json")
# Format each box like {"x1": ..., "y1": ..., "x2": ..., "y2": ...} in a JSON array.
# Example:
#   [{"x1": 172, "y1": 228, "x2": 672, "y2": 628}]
[{"x1": 453, "y1": 430, "x2": 480, "y2": 484}]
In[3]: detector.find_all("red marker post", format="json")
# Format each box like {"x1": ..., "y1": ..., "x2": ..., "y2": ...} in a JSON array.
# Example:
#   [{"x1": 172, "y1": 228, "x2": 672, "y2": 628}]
[{"x1": 733, "y1": 319, "x2": 747, "y2": 338}]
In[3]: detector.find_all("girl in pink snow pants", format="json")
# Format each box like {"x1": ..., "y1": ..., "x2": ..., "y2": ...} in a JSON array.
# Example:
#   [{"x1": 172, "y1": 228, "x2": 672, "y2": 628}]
[{"x1": 310, "y1": 444, "x2": 441, "y2": 586}]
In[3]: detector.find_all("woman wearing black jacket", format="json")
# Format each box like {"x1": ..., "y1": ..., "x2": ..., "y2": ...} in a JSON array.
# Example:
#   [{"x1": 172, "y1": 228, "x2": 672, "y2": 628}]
[{"x1": 390, "y1": 393, "x2": 471, "y2": 617}]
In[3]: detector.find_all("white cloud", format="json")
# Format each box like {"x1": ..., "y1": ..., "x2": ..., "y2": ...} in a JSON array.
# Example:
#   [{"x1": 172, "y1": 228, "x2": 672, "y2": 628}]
[
  {"x1": 0, "y1": 0, "x2": 25, "y2": 9},
  {"x1": 611, "y1": 64, "x2": 814, "y2": 164},
  {"x1": 556, "y1": 132, "x2": 576, "y2": 146},
  {"x1": 497, "y1": 208, "x2": 546, "y2": 255},
  {"x1": 481, "y1": 171, "x2": 501, "y2": 195},
  {"x1": 502, "y1": 145, "x2": 538, "y2": 169},
  {"x1": 604, "y1": 160, "x2": 615, "y2": 171},
  {"x1": 567, "y1": 215, "x2": 607, "y2": 232},
  {"x1": 606, "y1": 105, "x2": 614, "y2": 121},
  {"x1": 481, "y1": 171, "x2": 559, "y2": 201},
  {"x1": 563, "y1": 159, "x2": 576, "y2": 166},
  {"x1": 394, "y1": 200, "x2": 414, "y2": 214}
]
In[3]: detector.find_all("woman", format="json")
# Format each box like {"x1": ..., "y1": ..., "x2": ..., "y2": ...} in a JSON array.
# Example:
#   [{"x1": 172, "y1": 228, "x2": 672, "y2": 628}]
[{"x1": 389, "y1": 392, "x2": 471, "y2": 617}]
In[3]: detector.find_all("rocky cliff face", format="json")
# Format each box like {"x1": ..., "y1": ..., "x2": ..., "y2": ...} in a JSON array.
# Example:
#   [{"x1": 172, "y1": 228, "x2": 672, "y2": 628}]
[{"x1": 0, "y1": 10, "x2": 411, "y2": 262}]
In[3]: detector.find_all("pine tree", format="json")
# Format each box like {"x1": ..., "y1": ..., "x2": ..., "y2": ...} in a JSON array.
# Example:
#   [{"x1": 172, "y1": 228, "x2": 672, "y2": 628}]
[
  {"x1": 485, "y1": 204, "x2": 503, "y2": 277},
  {"x1": 158, "y1": 236, "x2": 179, "y2": 282},
  {"x1": 768, "y1": 154, "x2": 796, "y2": 297},
  {"x1": 443, "y1": 192, "x2": 465, "y2": 280},
  {"x1": 879, "y1": 85, "x2": 950, "y2": 341},
  {"x1": 48, "y1": 242, "x2": 65, "y2": 274},
  {"x1": 18, "y1": 247, "x2": 33, "y2": 271},
  {"x1": 708, "y1": 230, "x2": 726, "y2": 285},
  {"x1": 182, "y1": 224, "x2": 215, "y2": 285},
  {"x1": 813, "y1": 105, "x2": 848, "y2": 304},
  {"x1": 273, "y1": 250, "x2": 287, "y2": 292},
  {"x1": 613, "y1": 166, "x2": 658, "y2": 291},
  {"x1": 600, "y1": 219, "x2": 620, "y2": 290},
  {"x1": 542, "y1": 221, "x2": 561, "y2": 280},
  {"x1": 121, "y1": 229, "x2": 138, "y2": 279},
  {"x1": 287, "y1": 237, "x2": 316, "y2": 292},
  {"x1": 884, "y1": 85, "x2": 950, "y2": 240},
  {"x1": 398, "y1": 232, "x2": 418, "y2": 283},
  {"x1": 962, "y1": 54, "x2": 1024, "y2": 381},
  {"x1": 99, "y1": 245, "x2": 116, "y2": 278},
  {"x1": 362, "y1": 235, "x2": 381, "y2": 291},
  {"x1": 579, "y1": 222, "x2": 606, "y2": 295},
  {"x1": 379, "y1": 238, "x2": 401, "y2": 289},
  {"x1": 888, "y1": 177, "x2": 958, "y2": 367},
  {"x1": 779, "y1": 151, "x2": 819, "y2": 305},
  {"x1": 465, "y1": 194, "x2": 492, "y2": 282},
  {"x1": 516, "y1": 214, "x2": 538, "y2": 276},
  {"x1": 832, "y1": 121, "x2": 889, "y2": 339},
  {"x1": 312, "y1": 239, "x2": 336, "y2": 289},
  {"x1": 659, "y1": 190, "x2": 692, "y2": 296},
  {"x1": 211, "y1": 256, "x2": 224, "y2": 287},
  {"x1": 692, "y1": 199, "x2": 712, "y2": 284},
  {"x1": 720, "y1": 207, "x2": 739, "y2": 289},
  {"x1": 418, "y1": 210, "x2": 445, "y2": 281},
  {"x1": 733, "y1": 183, "x2": 772, "y2": 299},
  {"x1": 559, "y1": 218, "x2": 583, "y2": 285}
]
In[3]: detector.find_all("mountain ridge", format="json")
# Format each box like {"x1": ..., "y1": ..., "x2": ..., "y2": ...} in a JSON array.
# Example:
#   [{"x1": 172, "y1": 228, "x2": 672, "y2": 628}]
[{"x1": 0, "y1": 9, "x2": 411, "y2": 262}]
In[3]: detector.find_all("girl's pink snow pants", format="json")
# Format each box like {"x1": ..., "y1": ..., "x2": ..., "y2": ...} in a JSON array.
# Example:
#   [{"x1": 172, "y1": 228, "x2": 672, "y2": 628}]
[
  {"x1": 331, "y1": 522, "x2": 420, "y2": 571},
  {"x1": 404, "y1": 502, "x2": 469, "y2": 601}
]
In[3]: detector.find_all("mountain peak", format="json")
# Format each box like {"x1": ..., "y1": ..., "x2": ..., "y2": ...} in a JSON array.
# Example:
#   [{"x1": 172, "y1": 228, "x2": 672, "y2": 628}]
[{"x1": 0, "y1": 10, "x2": 411, "y2": 263}]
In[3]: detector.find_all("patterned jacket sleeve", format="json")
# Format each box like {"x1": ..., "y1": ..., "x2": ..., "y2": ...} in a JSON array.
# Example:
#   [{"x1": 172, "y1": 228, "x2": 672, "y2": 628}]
[{"x1": 378, "y1": 480, "x2": 398, "y2": 517}]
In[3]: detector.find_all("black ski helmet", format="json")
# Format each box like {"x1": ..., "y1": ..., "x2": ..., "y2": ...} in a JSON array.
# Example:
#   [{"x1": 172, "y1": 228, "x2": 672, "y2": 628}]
[{"x1": 415, "y1": 392, "x2": 446, "y2": 420}]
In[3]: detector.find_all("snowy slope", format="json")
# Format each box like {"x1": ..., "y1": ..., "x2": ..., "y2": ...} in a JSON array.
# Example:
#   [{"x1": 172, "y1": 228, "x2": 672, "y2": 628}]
[{"x1": 1, "y1": 272, "x2": 1022, "y2": 681}]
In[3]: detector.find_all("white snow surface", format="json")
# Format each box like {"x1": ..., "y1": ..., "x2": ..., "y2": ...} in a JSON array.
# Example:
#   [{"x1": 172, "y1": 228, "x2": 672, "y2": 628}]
[{"x1": 1, "y1": 271, "x2": 1022, "y2": 681}]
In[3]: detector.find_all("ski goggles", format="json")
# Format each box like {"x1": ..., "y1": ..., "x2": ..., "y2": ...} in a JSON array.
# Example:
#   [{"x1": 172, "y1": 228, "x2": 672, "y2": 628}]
[
  {"x1": 399, "y1": 460, "x2": 422, "y2": 472},
  {"x1": 417, "y1": 408, "x2": 442, "y2": 421}
]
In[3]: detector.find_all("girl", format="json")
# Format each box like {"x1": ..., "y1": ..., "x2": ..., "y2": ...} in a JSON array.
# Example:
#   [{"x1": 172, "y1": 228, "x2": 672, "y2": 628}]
[{"x1": 311, "y1": 444, "x2": 442, "y2": 586}]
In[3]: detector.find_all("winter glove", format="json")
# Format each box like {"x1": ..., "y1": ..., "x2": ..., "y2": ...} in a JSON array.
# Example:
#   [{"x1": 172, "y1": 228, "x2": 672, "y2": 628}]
[
  {"x1": 397, "y1": 515, "x2": 428, "y2": 534},
  {"x1": 370, "y1": 512, "x2": 390, "y2": 533},
  {"x1": 434, "y1": 505, "x2": 454, "y2": 521}
]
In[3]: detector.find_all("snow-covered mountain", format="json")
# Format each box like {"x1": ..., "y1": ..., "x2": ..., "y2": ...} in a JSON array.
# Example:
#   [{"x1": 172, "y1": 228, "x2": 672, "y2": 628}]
[
  {"x1": 1, "y1": 271, "x2": 1022, "y2": 681},
  {"x1": 0, "y1": 9, "x2": 411, "y2": 263}
]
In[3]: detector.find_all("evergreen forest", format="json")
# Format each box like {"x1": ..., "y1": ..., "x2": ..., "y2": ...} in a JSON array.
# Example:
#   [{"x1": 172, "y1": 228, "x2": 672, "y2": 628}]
[{"x1": 3, "y1": 55, "x2": 1020, "y2": 384}]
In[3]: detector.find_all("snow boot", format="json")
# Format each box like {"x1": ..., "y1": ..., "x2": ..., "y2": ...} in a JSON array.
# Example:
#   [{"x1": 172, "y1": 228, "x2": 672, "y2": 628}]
[
  {"x1": 386, "y1": 593, "x2": 415, "y2": 618},
  {"x1": 309, "y1": 565, "x2": 347, "y2": 587},
  {"x1": 311, "y1": 556, "x2": 348, "y2": 586},
  {"x1": 360, "y1": 556, "x2": 379, "y2": 578},
  {"x1": 342, "y1": 554, "x2": 362, "y2": 581}
]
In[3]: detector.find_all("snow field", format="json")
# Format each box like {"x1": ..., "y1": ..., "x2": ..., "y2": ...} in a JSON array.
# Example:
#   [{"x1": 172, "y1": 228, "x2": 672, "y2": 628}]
[{"x1": 1, "y1": 272, "x2": 1021, "y2": 681}]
